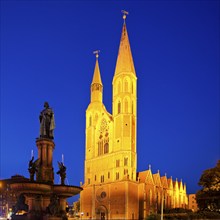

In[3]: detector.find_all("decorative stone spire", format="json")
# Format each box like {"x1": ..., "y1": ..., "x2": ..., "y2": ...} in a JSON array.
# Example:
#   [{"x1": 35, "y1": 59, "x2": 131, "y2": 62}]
[
  {"x1": 91, "y1": 50, "x2": 103, "y2": 103},
  {"x1": 114, "y1": 12, "x2": 136, "y2": 77},
  {"x1": 91, "y1": 50, "x2": 102, "y2": 86}
]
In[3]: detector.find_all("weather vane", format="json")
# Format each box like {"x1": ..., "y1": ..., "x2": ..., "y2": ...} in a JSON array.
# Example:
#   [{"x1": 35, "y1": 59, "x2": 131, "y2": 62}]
[
  {"x1": 93, "y1": 50, "x2": 100, "y2": 59},
  {"x1": 121, "y1": 10, "x2": 129, "y2": 20}
]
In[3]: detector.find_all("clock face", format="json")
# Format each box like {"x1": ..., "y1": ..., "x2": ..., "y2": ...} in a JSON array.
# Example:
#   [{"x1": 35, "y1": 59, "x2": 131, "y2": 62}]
[{"x1": 100, "y1": 118, "x2": 107, "y2": 132}]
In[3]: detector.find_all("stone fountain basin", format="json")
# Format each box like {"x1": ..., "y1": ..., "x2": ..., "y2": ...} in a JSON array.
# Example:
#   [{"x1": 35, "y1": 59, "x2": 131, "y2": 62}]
[
  {"x1": 10, "y1": 182, "x2": 82, "y2": 198},
  {"x1": 53, "y1": 184, "x2": 82, "y2": 197},
  {"x1": 10, "y1": 182, "x2": 51, "y2": 194}
]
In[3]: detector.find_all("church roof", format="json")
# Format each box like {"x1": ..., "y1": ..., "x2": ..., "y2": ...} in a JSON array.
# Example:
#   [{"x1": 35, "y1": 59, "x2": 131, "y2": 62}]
[
  {"x1": 91, "y1": 54, "x2": 103, "y2": 86},
  {"x1": 167, "y1": 177, "x2": 173, "y2": 189},
  {"x1": 114, "y1": 20, "x2": 136, "y2": 77},
  {"x1": 138, "y1": 169, "x2": 154, "y2": 184},
  {"x1": 161, "y1": 176, "x2": 168, "y2": 188},
  {"x1": 153, "y1": 172, "x2": 162, "y2": 187}
]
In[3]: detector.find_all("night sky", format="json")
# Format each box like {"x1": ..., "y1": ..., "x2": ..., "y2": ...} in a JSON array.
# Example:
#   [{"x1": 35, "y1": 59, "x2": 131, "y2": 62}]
[{"x1": 1, "y1": 1, "x2": 219, "y2": 203}]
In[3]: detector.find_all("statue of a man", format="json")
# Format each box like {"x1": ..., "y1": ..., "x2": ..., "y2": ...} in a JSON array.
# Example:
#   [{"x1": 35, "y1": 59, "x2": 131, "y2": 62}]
[{"x1": 39, "y1": 102, "x2": 55, "y2": 139}]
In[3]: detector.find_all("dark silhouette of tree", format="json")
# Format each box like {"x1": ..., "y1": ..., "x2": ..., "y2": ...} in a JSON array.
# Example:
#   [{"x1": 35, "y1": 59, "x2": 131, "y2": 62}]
[{"x1": 196, "y1": 160, "x2": 220, "y2": 212}]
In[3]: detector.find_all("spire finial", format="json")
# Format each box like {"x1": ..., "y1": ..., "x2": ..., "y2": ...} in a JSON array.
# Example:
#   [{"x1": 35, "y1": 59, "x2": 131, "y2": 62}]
[
  {"x1": 93, "y1": 50, "x2": 100, "y2": 59},
  {"x1": 149, "y1": 164, "x2": 151, "y2": 170},
  {"x1": 121, "y1": 10, "x2": 129, "y2": 21}
]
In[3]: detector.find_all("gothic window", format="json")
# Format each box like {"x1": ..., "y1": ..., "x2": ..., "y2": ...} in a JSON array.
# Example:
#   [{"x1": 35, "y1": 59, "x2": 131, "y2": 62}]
[
  {"x1": 108, "y1": 172, "x2": 110, "y2": 179},
  {"x1": 98, "y1": 141, "x2": 103, "y2": 156},
  {"x1": 118, "y1": 101, "x2": 121, "y2": 114},
  {"x1": 124, "y1": 169, "x2": 128, "y2": 175},
  {"x1": 104, "y1": 142, "x2": 109, "y2": 154},
  {"x1": 88, "y1": 178, "x2": 90, "y2": 184},
  {"x1": 131, "y1": 82, "x2": 133, "y2": 94},
  {"x1": 116, "y1": 172, "x2": 120, "y2": 180},
  {"x1": 95, "y1": 175, "x2": 96, "y2": 181},
  {"x1": 98, "y1": 119, "x2": 109, "y2": 156},
  {"x1": 124, "y1": 157, "x2": 128, "y2": 166},
  {"x1": 101, "y1": 175, "x2": 104, "y2": 183},
  {"x1": 116, "y1": 159, "x2": 120, "y2": 167}
]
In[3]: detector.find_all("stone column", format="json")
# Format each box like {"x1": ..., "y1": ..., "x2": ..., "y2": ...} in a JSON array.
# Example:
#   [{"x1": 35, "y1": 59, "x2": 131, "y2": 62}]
[
  {"x1": 36, "y1": 138, "x2": 55, "y2": 183},
  {"x1": 59, "y1": 197, "x2": 66, "y2": 211}
]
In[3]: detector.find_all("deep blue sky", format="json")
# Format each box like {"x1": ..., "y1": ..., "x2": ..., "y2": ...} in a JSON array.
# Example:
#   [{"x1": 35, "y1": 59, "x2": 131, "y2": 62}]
[{"x1": 1, "y1": 1, "x2": 219, "y2": 203}]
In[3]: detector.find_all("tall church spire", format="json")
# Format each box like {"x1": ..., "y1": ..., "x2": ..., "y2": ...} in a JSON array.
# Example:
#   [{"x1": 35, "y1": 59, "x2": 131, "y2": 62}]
[
  {"x1": 91, "y1": 51, "x2": 102, "y2": 86},
  {"x1": 90, "y1": 51, "x2": 103, "y2": 103},
  {"x1": 114, "y1": 12, "x2": 136, "y2": 76}
]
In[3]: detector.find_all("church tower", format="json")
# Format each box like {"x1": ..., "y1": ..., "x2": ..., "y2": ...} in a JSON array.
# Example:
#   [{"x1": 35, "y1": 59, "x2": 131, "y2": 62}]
[
  {"x1": 112, "y1": 13, "x2": 137, "y2": 181},
  {"x1": 81, "y1": 13, "x2": 139, "y2": 220}
]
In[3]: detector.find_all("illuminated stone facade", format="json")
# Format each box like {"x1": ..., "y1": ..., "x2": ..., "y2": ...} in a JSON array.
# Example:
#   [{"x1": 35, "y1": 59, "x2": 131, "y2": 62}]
[{"x1": 80, "y1": 18, "x2": 188, "y2": 220}]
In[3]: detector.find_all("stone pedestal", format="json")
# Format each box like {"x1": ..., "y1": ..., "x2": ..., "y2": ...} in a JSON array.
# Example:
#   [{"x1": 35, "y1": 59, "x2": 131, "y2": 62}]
[{"x1": 36, "y1": 138, "x2": 55, "y2": 183}]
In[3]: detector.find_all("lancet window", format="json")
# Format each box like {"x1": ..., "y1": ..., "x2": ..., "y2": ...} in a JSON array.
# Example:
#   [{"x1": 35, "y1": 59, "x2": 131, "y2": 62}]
[
  {"x1": 124, "y1": 157, "x2": 128, "y2": 166},
  {"x1": 118, "y1": 101, "x2": 121, "y2": 114},
  {"x1": 98, "y1": 118, "x2": 109, "y2": 156},
  {"x1": 116, "y1": 172, "x2": 120, "y2": 180}
]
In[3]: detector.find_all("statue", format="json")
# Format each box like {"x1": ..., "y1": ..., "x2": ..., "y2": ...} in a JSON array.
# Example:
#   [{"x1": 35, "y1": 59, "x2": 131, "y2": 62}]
[
  {"x1": 28, "y1": 156, "x2": 39, "y2": 181},
  {"x1": 57, "y1": 162, "x2": 66, "y2": 185},
  {"x1": 46, "y1": 194, "x2": 60, "y2": 216},
  {"x1": 12, "y1": 194, "x2": 29, "y2": 216},
  {"x1": 39, "y1": 102, "x2": 55, "y2": 139}
]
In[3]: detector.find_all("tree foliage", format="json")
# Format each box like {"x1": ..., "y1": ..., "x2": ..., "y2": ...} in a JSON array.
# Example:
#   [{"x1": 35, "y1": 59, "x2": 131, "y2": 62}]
[{"x1": 196, "y1": 160, "x2": 220, "y2": 212}]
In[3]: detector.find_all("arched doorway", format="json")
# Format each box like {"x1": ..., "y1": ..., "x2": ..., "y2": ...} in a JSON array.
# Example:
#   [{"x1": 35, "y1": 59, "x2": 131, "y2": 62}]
[{"x1": 95, "y1": 205, "x2": 108, "y2": 220}]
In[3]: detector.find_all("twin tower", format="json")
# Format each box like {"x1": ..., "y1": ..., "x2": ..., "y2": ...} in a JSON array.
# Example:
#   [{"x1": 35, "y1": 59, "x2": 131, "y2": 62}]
[
  {"x1": 81, "y1": 15, "x2": 139, "y2": 219},
  {"x1": 85, "y1": 16, "x2": 137, "y2": 185}
]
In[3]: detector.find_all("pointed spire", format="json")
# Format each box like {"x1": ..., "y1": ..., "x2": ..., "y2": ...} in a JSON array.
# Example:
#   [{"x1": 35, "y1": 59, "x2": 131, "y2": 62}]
[
  {"x1": 90, "y1": 50, "x2": 103, "y2": 103},
  {"x1": 92, "y1": 50, "x2": 102, "y2": 86},
  {"x1": 114, "y1": 12, "x2": 136, "y2": 77}
]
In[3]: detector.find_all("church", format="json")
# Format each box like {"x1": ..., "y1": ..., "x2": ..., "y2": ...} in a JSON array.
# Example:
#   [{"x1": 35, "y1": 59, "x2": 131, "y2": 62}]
[{"x1": 80, "y1": 14, "x2": 188, "y2": 220}]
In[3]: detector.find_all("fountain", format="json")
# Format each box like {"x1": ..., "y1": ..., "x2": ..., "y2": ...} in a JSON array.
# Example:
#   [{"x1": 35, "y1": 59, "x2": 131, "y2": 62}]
[{"x1": 10, "y1": 102, "x2": 82, "y2": 220}]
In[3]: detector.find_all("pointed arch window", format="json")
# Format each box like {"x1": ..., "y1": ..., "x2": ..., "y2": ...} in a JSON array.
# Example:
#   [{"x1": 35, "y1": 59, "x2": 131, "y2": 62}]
[
  {"x1": 118, "y1": 101, "x2": 121, "y2": 114},
  {"x1": 98, "y1": 126, "x2": 109, "y2": 156},
  {"x1": 116, "y1": 172, "x2": 120, "y2": 180},
  {"x1": 98, "y1": 141, "x2": 103, "y2": 156},
  {"x1": 124, "y1": 157, "x2": 128, "y2": 166},
  {"x1": 104, "y1": 142, "x2": 109, "y2": 154}
]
